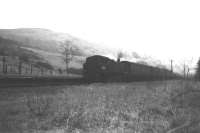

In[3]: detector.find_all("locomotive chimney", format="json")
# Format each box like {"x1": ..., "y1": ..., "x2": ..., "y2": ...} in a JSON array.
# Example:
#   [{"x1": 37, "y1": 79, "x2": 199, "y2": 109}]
[
  {"x1": 117, "y1": 57, "x2": 120, "y2": 63},
  {"x1": 117, "y1": 51, "x2": 123, "y2": 63}
]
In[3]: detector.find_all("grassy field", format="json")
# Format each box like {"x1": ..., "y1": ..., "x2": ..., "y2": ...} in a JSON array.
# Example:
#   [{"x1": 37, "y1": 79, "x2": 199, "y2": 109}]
[{"x1": 0, "y1": 80, "x2": 200, "y2": 133}]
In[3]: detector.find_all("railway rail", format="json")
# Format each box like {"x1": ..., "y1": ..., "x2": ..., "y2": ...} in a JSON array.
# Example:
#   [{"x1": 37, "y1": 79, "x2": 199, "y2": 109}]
[{"x1": 0, "y1": 75, "x2": 86, "y2": 87}]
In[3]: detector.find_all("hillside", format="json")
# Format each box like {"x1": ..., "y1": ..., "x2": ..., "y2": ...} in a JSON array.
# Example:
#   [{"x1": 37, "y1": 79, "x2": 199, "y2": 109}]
[{"x1": 0, "y1": 28, "x2": 110, "y2": 70}]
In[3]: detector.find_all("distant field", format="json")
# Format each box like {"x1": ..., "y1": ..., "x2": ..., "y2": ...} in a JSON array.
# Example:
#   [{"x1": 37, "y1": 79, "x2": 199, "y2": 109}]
[{"x1": 0, "y1": 80, "x2": 200, "y2": 133}]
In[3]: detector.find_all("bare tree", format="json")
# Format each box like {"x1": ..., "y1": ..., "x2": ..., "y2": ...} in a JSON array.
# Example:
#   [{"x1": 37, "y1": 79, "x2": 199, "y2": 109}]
[{"x1": 63, "y1": 40, "x2": 73, "y2": 74}]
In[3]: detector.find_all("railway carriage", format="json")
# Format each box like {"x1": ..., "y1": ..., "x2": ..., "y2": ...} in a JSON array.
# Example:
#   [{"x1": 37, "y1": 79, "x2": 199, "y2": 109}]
[{"x1": 83, "y1": 55, "x2": 178, "y2": 82}]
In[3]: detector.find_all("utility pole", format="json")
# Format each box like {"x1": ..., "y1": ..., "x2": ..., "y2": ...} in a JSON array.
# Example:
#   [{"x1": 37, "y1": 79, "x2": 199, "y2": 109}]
[
  {"x1": 187, "y1": 67, "x2": 190, "y2": 78},
  {"x1": 183, "y1": 63, "x2": 186, "y2": 79},
  {"x1": 170, "y1": 59, "x2": 173, "y2": 73}
]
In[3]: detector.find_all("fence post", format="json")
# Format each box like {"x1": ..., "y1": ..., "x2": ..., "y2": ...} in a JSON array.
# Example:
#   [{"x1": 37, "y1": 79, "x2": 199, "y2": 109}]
[
  {"x1": 18, "y1": 61, "x2": 22, "y2": 75},
  {"x1": 41, "y1": 67, "x2": 43, "y2": 76},
  {"x1": 25, "y1": 65, "x2": 28, "y2": 74},
  {"x1": 2, "y1": 56, "x2": 7, "y2": 74},
  {"x1": 30, "y1": 64, "x2": 33, "y2": 75},
  {"x1": 50, "y1": 70, "x2": 53, "y2": 75}
]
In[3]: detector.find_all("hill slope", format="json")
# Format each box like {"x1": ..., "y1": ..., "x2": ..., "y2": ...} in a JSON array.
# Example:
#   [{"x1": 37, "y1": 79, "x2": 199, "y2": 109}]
[{"x1": 0, "y1": 28, "x2": 109, "y2": 69}]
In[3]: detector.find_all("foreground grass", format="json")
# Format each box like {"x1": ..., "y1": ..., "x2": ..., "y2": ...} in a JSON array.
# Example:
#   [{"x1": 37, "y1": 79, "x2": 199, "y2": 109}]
[{"x1": 0, "y1": 80, "x2": 200, "y2": 133}]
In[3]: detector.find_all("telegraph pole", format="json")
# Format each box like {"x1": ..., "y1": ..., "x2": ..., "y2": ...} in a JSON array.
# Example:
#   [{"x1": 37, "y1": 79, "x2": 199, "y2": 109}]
[
  {"x1": 183, "y1": 63, "x2": 186, "y2": 79},
  {"x1": 187, "y1": 67, "x2": 190, "y2": 78},
  {"x1": 170, "y1": 59, "x2": 173, "y2": 73}
]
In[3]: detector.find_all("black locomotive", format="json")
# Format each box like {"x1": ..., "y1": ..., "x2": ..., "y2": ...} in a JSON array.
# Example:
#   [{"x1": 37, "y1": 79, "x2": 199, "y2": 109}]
[{"x1": 83, "y1": 55, "x2": 178, "y2": 82}]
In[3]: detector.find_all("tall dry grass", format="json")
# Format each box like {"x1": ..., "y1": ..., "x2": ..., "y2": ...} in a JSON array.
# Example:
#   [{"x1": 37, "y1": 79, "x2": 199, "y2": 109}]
[{"x1": 1, "y1": 80, "x2": 200, "y2": 133}]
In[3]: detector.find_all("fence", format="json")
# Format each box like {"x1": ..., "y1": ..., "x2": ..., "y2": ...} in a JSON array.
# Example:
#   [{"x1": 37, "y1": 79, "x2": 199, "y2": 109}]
[{"x1": 0, "y1": 55, "x2": 64, "y2": 77}]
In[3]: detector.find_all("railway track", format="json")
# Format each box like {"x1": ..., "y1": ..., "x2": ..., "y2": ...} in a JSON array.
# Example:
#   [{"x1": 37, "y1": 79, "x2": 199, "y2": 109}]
[{"x1": 0, "y1": 76, "x2": 87, "y2": 87}]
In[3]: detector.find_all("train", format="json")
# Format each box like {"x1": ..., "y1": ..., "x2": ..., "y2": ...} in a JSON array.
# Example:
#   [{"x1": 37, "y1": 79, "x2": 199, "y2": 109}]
[{"x1": 83, "y1": 55, "x2": 179, "y2": 82}]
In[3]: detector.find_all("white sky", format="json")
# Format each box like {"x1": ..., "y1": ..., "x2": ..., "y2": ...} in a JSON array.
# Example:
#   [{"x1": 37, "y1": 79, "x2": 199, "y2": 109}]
[{"x1": 0, "y1": 0, "x2": 200, "y2": 71}]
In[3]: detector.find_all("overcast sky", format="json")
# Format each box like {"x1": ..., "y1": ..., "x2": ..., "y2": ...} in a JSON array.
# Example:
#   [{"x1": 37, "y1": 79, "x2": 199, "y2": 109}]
[{"x1": 0, "y1": 0, "x2": 200, "y2": 71}]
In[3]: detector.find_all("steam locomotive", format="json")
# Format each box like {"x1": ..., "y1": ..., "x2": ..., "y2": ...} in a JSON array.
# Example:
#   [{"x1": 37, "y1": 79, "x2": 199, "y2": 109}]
[{"x1": 83, "y1": 55, "x2": 178, "y2": 82}]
